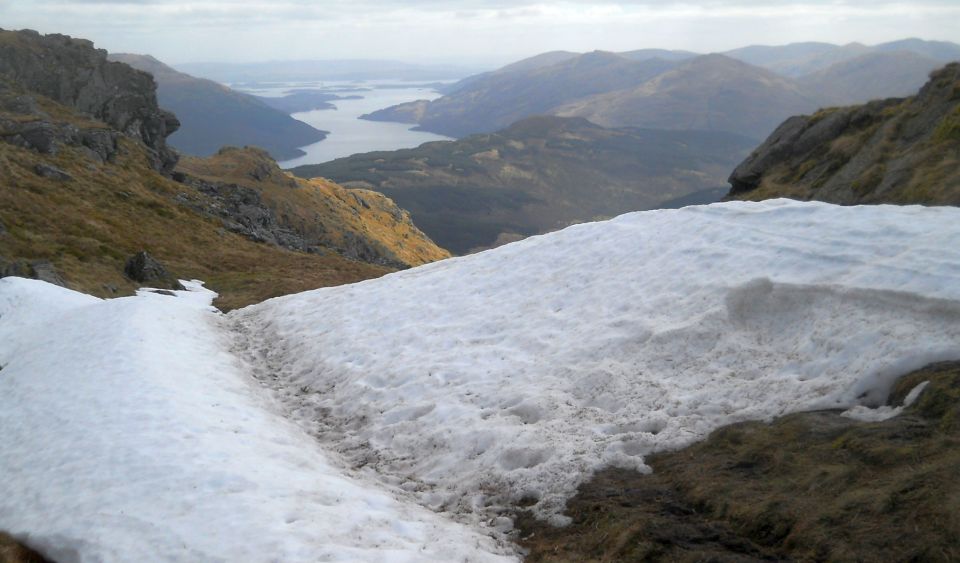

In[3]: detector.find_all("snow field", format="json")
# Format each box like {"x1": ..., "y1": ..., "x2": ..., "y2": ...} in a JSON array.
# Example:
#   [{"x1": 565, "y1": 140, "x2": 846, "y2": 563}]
[
  {"x1": 3, "y1": 199, "x2": 959, "y2": 561},
  {"x1": 232, "y1": 200, "x2": 960, "y2": 522},
  {"x1": 0, "y1": 277, "x2": 515, "y2": 562}
]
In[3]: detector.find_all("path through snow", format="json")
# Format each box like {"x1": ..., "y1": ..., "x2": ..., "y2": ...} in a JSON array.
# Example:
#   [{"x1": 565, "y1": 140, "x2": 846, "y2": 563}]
[{"x1": 0, "y1": 278, "x2": 516, "y2": 562}]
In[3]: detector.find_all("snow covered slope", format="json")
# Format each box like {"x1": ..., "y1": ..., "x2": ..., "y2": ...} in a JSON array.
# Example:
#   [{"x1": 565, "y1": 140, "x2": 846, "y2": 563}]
[
  {"x1": 233, "y1": 200, "x2": 960, "y2": 523},
  {"x1": 0, "y1": 278, "x2": 513, "y2": 562},
  {"x1": 3, "y1": 200, "x2": 959, "y2": 561}
]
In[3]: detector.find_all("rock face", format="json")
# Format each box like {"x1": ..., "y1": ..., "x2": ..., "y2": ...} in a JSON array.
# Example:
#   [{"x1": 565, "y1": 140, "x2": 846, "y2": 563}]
[
  {"x1": 0, "y1": 257, "x2": 66, "y2": 286},
  {"x1": 123, "y1": 251, "x2": 184, "y2": 290},
  {"x1": 0, "y1": 29, "x2": 179, "y2": 172},
  {"x1": 33, "y1": 163, "x2": 72, "y2": 181},
  {"x1": 0, "y1": 108, "x2": 121, "y2": 163},
  {"x1": 178, "y1": 175, "x2": 310, "y2": 252},
  {"x1": 727, "y1": 62, "x2": 960, "y2": 204},
  {"x1": 108, "y1": 53, "x2": 327, "y2": 161},
  {"x1": 176, "y1": 146, "x2": 450, "y2": 268}
]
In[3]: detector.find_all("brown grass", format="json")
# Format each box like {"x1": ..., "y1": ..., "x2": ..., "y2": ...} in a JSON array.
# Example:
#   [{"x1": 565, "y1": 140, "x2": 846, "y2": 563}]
[
  {"x1": 519, "y1": 362, "x2": 960, "y2": 562},
  {"x1": 0, "y1": 104, "x2": 392, "y2": 311}
]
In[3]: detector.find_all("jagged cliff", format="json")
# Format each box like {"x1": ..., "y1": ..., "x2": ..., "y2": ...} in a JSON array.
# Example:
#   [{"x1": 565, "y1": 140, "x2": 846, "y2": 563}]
[
  {"x1": 0, "y1": 29, "x2": 448, "y2": 309},
  {"x1": 0, "y1": 28, "x2": 180, "y2": 173},
  {"x1": 109, "y1": 53, "x2": 328, "y2": 160},
  {"x1": 728, "y1": 63, "x2": 960, "y2": 204}
]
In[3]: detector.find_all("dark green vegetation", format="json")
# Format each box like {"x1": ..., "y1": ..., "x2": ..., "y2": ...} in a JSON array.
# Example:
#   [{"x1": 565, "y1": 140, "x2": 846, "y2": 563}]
[
  {"x1": 519, "y1": 361, "x2": 960, "y2": 562},
  {"x1": 365, "y1": 39, "x2": 958, "y2": 142},
  {"x1": 293, "y1": 116, "x2": 755, "y2": 254},
  {"x1": 109, "y1": 54, "x2": 327, "y2": 160},
  {"x1": 728, "y1": 63, "x2": 960, "y2": 205},
  {"x1": 1, "y1": 29, "x2": 448, "y2": 310}
]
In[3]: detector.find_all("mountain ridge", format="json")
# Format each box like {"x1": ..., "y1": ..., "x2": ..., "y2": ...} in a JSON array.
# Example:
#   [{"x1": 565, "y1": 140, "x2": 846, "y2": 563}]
[
  {"x1": 364, "y1": 38, "x2": 959, "y2": 142},
  {"x1": 363, "y1": 51, "x2": 678, "y2": 138}
]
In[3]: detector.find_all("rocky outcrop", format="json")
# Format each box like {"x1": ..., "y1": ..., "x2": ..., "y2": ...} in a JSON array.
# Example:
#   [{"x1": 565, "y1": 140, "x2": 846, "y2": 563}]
[
  {"x1": 33, "y1": 163, "x2": 72, "y2": 181},
  {"x1": 175, "y1": 172, "x2": 411, "y2": 269},
  {"x1": 123, "y1": 251, "x2": 184, "y2": 290},
  {"x1": 176, "y1": 174, "x2": 309, "y2": 251},
  {"x1": 109, "y1": 53, "x2": 326, "y2": 161},
  {"x1": 0, "y1": 28, "x2": 179, "y2": 172},
  {"x1": 727, "y1": 62, "x2": 960, "y2": 204},
  {"x1": 0, "y1": 109, "x2": 121, "y2": 163},
  {"x1": 0, "y1": 257, "x2": 66, "y2": 286},
  {"x1": 176, "y1": 147, "x2": 449, "y2": 268}
]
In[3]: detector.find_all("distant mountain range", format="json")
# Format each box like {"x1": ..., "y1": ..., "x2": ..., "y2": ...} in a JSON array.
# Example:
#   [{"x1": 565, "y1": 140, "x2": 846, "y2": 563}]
[
  {"x1": 364, "y1": 39, "x2": 959, "y2": 142},
  {"x1": 109, "y1": 54, "x2": 327, "y2": 160},
  {"x1": 552, "y1": 54, "x2": 820, "y2": 140},
  {"x1": 292, "y1": 116, "x2": 756, "y2": 253},
  {"x1": 725, "y1": 38, "x2": 960, "y2": 77},
  {"x1": 366, "y1": 52, "x2": 679, "y2": 138}
]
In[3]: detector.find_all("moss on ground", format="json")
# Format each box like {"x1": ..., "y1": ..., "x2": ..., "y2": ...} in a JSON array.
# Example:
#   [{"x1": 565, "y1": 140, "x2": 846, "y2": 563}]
[
  {"x1": 519, "y1": 362, "x2": 960, "y2": 562},
  {"x1": 934, "y1": 105, "x2": 960, "y2": 143}
]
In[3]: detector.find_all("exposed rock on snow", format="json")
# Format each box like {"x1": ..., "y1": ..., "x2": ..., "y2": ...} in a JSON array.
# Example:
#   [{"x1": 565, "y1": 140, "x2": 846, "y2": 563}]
[
  {"x1": 232, "y1": 199, "x2": 960, "y2": 522},
  {"x1": 123, "y1": 251, "x2": 184, "y2": 290},
  {"x1": 0, "y1": 258, "x2": 66, "y2": 287}
]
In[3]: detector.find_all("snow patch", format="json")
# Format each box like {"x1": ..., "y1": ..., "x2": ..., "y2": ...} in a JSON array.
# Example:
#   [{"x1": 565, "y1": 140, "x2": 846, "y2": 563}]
[
  {"x1": 135, "y1": 278, "x2": 218, "y2": 308},
  {"x1": 0, "y1": 281, "x2": 515, "y2": 562},
  {"x1": 842, "y1": 380, "x2": 932, "y2": 422},
  {"x1": 232, "y1": 200, "x2": 960, "y2": 520}
]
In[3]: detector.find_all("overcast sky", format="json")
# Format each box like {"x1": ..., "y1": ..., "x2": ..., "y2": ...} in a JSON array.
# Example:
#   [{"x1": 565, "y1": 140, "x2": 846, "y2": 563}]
[{"x1": 4, "y1": 0, "x2": 959, "y2": 67}]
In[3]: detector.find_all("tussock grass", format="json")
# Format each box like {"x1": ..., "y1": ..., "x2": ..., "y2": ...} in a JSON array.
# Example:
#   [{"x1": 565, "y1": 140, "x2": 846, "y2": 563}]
[{"x1": 519, "y1": 362, "x2": 960, "y2": 562}]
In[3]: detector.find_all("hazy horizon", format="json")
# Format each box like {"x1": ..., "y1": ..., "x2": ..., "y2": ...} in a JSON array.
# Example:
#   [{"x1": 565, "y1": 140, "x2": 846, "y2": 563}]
[{"x1": 3, "y1": 1, "x2": 960, "y2": 68}]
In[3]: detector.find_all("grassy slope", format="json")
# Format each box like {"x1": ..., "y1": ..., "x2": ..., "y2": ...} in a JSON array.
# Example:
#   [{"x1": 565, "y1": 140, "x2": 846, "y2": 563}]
[
  {"x1": 178, "y1": 147, "x2": 450, "y2": 268},
  {"x1": 520, "y1": 362, "x2": 960, "y2": 561},
  {"x1": 0, "y1": 94, "x2": 423, "y2": 311},
  {"x1": 734, "y1": 64, "x2": 960, "y2": 205}
]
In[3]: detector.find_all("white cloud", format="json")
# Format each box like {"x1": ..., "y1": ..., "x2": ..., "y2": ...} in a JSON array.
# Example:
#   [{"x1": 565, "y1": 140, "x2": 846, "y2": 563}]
[{"x1": 2, "y1": 0, "x2": 958, "y2": 65}]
